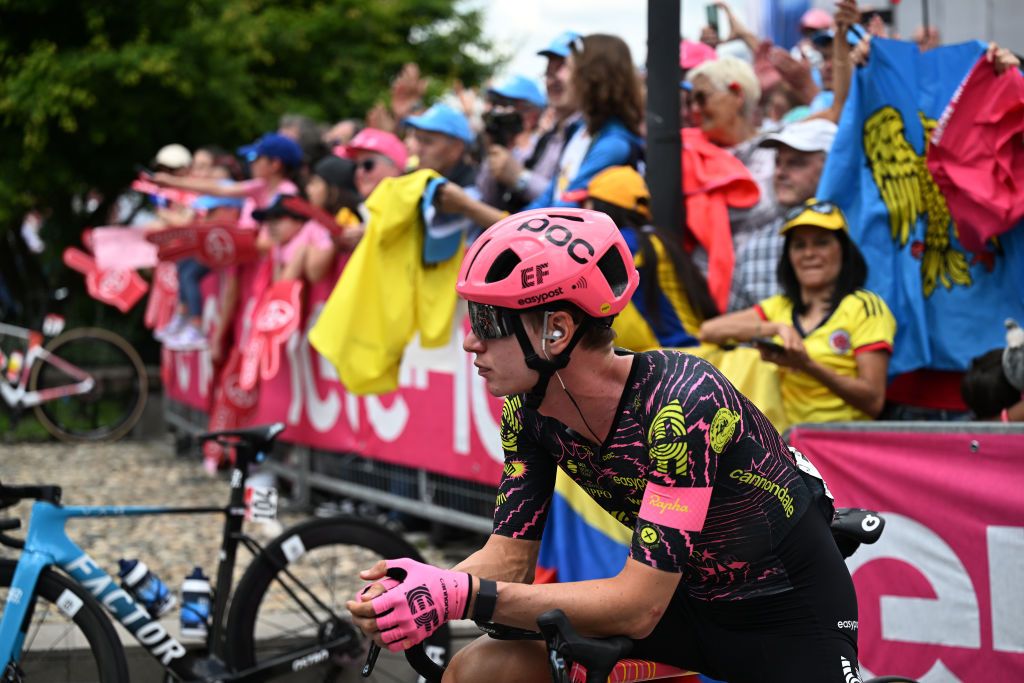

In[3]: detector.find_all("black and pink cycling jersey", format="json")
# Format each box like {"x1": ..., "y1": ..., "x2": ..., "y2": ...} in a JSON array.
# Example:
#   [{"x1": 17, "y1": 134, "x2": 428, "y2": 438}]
[{"x1": 493, "y1": 349, "x2": 818, "y2": 601}]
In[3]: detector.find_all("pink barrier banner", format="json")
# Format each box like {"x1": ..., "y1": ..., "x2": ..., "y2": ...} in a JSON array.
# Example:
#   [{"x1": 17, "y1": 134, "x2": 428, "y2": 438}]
[
  {"x1": 788, "y1": 426, "x2": 1024, "y2": 681},
  {"x1": 162, "y1": 261, "x2": 506, "y2": 486}
]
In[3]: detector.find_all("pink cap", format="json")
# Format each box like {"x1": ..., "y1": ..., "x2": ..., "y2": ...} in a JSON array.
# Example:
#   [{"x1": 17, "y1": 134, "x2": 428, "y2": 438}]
[
  {"x1": 800, "y1": 8, "x2": 833, "y2": 31},
  {"x1": 680, "y1": 40, "x2": 717, "y2": 70},
  {"x1": 343, "y1": 128, "x2": 408, "y2": 171}
]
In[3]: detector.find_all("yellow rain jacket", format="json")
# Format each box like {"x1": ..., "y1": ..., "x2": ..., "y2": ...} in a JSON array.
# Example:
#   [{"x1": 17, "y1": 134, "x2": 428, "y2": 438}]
[{"x1": 309, "y1": 170, "x2": 464, "y2": 395}]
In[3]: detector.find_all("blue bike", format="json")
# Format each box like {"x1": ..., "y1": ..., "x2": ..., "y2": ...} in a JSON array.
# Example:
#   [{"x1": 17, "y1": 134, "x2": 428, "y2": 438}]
[{"x1": 0, "y1": 423, "x2": 451, "y2": 681}]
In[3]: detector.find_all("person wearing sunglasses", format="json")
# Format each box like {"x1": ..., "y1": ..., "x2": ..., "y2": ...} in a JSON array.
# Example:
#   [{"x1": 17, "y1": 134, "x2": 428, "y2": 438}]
[
  {"x1": 348, "y1": 207, "x2": 865, "y2": 683},
  {"x1": 342, "y1": 127, "x2": 408, "y2": 202},
  {"x1": 699, "y1": 199, "x2": 895, "y2": 425}
]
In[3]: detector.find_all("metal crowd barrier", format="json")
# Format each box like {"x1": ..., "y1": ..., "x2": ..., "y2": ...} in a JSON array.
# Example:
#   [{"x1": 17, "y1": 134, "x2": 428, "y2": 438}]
[
  {"x1": 167, "y1": 398, "x2": 1023, "y2": 534},
  {"x1": 165, "y1": 397, "x2": 496, "y2": 533}
]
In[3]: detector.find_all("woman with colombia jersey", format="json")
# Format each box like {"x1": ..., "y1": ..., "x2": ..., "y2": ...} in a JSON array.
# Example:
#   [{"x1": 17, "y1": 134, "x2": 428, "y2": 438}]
[
  {"x1": 346, "y1": 208, "x2": 862, "y2": 682},
  {"x1": 700, "y1": 198, "x2": 895, "y2": 424}
]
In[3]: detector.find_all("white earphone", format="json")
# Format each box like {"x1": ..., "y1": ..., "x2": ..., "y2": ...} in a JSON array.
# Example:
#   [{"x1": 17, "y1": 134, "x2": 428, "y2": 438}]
[{"x1": 547, "y1": 329, "x2": 564, "y2": 340}]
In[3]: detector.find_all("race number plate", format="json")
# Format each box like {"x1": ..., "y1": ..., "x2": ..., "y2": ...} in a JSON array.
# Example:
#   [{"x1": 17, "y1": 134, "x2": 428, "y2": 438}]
[{"x1": 244, "y1": 485, "x2": 278, "y2": 523}]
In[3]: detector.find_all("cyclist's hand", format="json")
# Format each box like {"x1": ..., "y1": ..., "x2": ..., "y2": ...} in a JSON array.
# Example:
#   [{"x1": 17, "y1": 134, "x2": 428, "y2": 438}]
[
  {"x1": 354, "y1": 560, "x2": 400, "y2": 602},
  {"x1": 346, "y1": 560, "x2": 394, "y2": 646},
  {"x1": 365, "y1": 558, "x2": 472, "y2": 652}
]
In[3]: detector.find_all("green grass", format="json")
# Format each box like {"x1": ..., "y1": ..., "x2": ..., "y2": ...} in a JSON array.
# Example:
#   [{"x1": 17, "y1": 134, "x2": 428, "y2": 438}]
[{"x1": 0, "y1": 411, "x2": 53, "y2": 442}]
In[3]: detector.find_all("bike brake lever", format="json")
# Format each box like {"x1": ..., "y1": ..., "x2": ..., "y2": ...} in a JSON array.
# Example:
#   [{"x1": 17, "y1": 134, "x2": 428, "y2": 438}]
[{"x1": 361, "y1": 643, "x2": 381, "y2": 677}]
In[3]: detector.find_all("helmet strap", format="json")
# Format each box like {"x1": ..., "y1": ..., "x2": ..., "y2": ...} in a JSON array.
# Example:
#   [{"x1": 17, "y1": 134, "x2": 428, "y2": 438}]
[{"x1": 508, "y1": 312, "x2": 590, "y2": 410}]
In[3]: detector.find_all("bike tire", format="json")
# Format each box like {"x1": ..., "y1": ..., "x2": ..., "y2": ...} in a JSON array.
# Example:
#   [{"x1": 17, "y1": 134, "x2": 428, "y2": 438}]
[
  {"x1": 30, "y1": 327, "x2": 148, "y2": 442},
  {"x1": 0, "y1": 559, "x2": 129, "y2": 682},
  {"x1": 225, "y1": 516, "x2": 452, "y2": 682}
]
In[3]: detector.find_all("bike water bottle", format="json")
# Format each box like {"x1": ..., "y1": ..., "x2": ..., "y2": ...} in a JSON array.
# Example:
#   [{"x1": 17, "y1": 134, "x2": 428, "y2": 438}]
[
  {"x1": 118, "y1": 558, "x2": 176, "y2": 617},
  {"x1": 180, "y1": 567, "x2": 212, "y2": 640}
]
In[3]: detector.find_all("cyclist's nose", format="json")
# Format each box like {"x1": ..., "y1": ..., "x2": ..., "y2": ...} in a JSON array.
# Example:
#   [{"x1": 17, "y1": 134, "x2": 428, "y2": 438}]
[{"x1": 463, "y1": 330, "x2": 486, "y2": 353}]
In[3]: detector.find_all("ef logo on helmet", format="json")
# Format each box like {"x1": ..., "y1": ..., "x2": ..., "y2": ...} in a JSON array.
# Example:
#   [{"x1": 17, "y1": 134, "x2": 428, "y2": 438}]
[{"x1": 516, "y1": 218, "x2": 595, "y2": 265}]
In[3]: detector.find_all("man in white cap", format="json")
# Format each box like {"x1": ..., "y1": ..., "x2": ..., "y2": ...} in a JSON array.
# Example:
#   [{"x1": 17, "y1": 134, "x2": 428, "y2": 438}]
[
  {"x1": 728, "y1": 118, "x2": 838, "y2": 311},
  {"x1": 154, "y1": 143, "x2": 193, "y2": 173}
]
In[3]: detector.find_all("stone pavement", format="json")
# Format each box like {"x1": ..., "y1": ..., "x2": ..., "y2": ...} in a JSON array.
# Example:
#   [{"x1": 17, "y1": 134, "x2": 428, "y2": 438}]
[
  {"x1": 0, "y1": 437, "x2": 482, "y2": 681},
  {"x1": 2, "y1": 436, "x2": 455, "y2": 585}
]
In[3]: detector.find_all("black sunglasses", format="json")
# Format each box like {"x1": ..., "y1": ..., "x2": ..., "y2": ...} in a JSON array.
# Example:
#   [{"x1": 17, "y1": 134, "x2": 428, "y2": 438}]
[
  {"x1": 357, "y1": 159, "x2": 378, "y2": 173},
  {"x1": 468, "y1": 301, "x2": 515, "y2": 340}
]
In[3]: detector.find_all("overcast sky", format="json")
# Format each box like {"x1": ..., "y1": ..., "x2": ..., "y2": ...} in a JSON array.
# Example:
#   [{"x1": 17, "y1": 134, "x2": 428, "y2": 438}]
[{"x1": 472, "y1": 0, "x2": 761, "y2": 83}]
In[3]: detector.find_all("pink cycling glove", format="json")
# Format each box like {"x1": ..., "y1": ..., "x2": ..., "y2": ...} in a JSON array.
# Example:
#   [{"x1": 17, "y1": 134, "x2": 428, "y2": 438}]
[{"x1": 369, "y1": 558, "x2": 471, "y2": 651}]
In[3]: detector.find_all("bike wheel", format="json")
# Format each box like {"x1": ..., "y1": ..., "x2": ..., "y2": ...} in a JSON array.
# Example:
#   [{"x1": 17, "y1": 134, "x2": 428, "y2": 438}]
[
  {"x1": 225, "y1": 516, "x2": 452, "y2": 682},
  {"x1": 30, "y1": 327, "x2": 148, "y2": 442},
  {"x1": 0, "y1": 559, "x2": 129, "y2": 682}
]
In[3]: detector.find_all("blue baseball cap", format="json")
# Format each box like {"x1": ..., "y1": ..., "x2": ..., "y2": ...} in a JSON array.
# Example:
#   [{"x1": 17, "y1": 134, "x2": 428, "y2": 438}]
[
  {"x1": 404, "y1": 104, "x2": 474, "y2": 144},
  {"x1": 237, "y1": 133, "x2": 304, "y2": 169},
  {"x1": 487, "y1": 75, "x2": 547, "y2": 108},
  {"x1": 538, "y1": 31, "x2": 582, "y2": 59}
]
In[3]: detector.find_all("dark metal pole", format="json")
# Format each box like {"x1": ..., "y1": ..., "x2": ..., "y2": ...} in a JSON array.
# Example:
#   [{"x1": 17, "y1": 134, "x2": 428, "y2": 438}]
[
  {"x1": 921, "y1": 0, "x2": 930, "y2": 33},
  {"x1": 645, "y1": 0, "x2": 684, "y2": 234}
]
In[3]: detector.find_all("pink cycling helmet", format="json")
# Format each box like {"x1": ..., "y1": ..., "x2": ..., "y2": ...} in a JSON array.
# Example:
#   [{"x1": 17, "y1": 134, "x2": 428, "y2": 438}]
[{"x1": 457, "y1": 207, "x2": 639, "y2": 318}]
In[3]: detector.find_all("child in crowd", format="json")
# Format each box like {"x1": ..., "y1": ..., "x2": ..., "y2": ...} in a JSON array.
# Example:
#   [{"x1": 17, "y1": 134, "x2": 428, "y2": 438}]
[
  {"x1": 251, "y1": 195, "x2": 329, "y2": 282},
  {"x1": 301, "y1": 155, "x2": 360, "y2": 282},
  {"x1": 157, "y1": 151, "x2": 245, "y2": 350},
  {"x1": 151, "y1": 134, "x2": 303, "y2": 355},
  {"x1": 151, "y1": 133, "x2": 303, "y2": 228}
]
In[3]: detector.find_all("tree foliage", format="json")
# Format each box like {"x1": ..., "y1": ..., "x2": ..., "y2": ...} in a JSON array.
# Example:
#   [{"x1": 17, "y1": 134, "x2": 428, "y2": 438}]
[{"x1": 0, "y1": 0, "x2": 497, "y2": 239}]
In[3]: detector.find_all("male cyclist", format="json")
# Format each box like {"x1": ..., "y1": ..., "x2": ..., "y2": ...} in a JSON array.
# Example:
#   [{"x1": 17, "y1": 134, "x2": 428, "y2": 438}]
[{"x1": 347, "y1": 208, "x2": 861, "y2": 682}]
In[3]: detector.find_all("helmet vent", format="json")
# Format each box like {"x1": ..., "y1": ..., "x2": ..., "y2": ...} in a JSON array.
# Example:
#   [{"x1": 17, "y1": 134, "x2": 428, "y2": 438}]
[
  {"x1": 548, "y1": 213, "x2": 584, "y2": 222},
  {"x1": 596, "y1": 247, "x2": 629, "y2": 296},
  {"x1": 485, "y1": 248, "x2": 522, "y2": 283}
]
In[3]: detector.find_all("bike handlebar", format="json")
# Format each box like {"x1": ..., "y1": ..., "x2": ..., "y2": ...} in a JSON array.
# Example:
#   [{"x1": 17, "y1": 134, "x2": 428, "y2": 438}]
[
  {"x1": 0, "y1": 518, "x2": 23, "y2": 550},
  {"x1": 0, "y1": 484, "x2": 62, "y2": 508}
]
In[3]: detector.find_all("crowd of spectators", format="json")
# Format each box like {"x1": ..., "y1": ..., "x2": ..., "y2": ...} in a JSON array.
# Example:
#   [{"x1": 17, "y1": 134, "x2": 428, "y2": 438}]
[{"x1": 66, "y1": 0, "x2": 1023, "y2": 426}]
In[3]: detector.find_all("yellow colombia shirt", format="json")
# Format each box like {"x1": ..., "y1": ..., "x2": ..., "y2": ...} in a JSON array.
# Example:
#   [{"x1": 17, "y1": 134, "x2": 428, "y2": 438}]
[{"x1": 755, "y1": 289, "x2": 896, "y2": 424}]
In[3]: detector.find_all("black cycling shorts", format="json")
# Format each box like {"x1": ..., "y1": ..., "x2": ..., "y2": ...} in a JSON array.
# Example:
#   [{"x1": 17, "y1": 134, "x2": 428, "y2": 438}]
[{"x1": 631, "y1": 507, "x2": 861, "y2": 683}]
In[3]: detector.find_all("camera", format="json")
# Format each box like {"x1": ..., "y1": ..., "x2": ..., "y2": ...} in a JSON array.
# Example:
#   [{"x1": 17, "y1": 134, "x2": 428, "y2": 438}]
[{"x1": 482, "y1": 108, "x2": 524, "y2": 148}]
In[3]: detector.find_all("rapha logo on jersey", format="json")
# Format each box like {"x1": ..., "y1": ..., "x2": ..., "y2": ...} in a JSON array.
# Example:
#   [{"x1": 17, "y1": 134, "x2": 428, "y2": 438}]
[
  {"x1": 516, "y1": 217, "x2": 595, "y2": 264},
  {"x1": 98, "y1": 270, "x2": 130, "y2": 297},
  {"x1": 204, "y1": 228, "x2": 235, "y2": 265},
  {"x1": 517, "y1": 287, "x2": 563, "y2": 306},
  {"x1": 840, "y1": 655, "x2": 861, "y2": 683},
  {"x1": 829, "y1": 329, "x2": 852, "y2": 354},
  {"x1": 405, "y1": 585, "x2": 439, "y2": 632},
  {"x1": 521, "y1": 262, "x2": 549, "y2": 288},
  {"x1": 256, "y1": 300, "x2": 296, "y2": 332}
]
